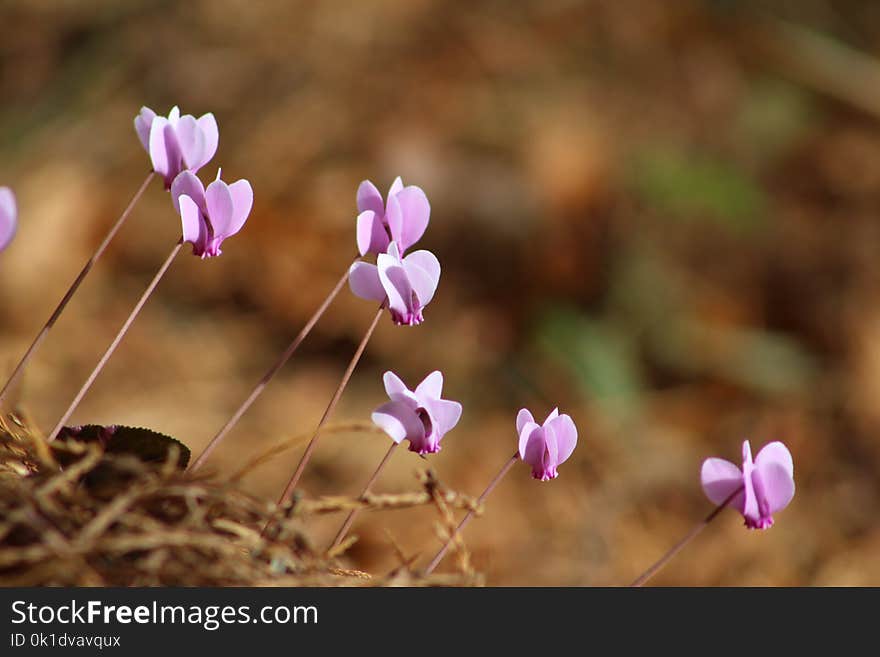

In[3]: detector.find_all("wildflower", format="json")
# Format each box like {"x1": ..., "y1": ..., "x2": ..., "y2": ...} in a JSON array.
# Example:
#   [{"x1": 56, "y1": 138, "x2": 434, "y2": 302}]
[
  {"x1": 135, "y1": 106, "x2": 219, "y2": 189},
  {"x1": 348, "y1": 242, "x2": 440, "y2": 325},
  {"x1": 0, "y1": 187, "x2": 16, "y2": 253},
  {"x1": 372, "y1": 371, "x2": 462, "y2": 455},
  {"x1": 356, "y1": 177, "x2": 430, "y2": 256},
  {"x1": 517, "y1": 407, "x2": 578, "y2": 481},
  {"x1": 171, "y1": 170, "x2": 253, "y2": 258},
  {"x1": 701, "y1": 440, "x2": 795, "y2": 529}
]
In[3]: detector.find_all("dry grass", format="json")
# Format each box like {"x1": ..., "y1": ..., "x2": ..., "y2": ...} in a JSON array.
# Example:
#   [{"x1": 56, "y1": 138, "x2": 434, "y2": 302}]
[{"x1": 0, "y1": 412, "x2": 484, "y2": 587}]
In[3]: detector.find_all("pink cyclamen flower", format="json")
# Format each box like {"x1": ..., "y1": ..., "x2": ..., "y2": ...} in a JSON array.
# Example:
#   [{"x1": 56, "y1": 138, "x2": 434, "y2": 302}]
[
  {"x1": 517, "y1": 407, "x2": 578, "y2": 481},
  {"x1": 171, "y1": 170, "x2": 253, "y2": 258},
  {"x1": 356, "y1": 177, "x2": 430, "y2": 257},
  {"x1": 348, "y1": 242, "x2": 440, "y2": 325},
  {"x1": 372, "y1": 371, "x2": 462, "y2": 455},
  {"x1": 135, "y1": 106, "x2": 219, "y2": 189},
  {"x1": 701, "y1": 440, "x2": 795, "y2": 530},
  {"x1": 0, "y1": 187, "x2": 16, "y2": 253}
]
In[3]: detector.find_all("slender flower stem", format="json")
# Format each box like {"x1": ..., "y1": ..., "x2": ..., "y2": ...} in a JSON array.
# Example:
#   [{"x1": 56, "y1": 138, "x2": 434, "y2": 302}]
[
  {"x1": 329, "y1": 441, "x2": 399, "y2": 551},
  {"x1": 629, "y1": 486, "x2": 744, "y2": 587},
  {"x1": 0, "y1": 171, "x2": 156, "y2": 407},
  {"x1": 276, "y1": 303, "x2": 385, "y2": 506},
  {"x1": 47, "y1": 240, "x2": 184, "y2": 442},
  {"x1": 189, "y1": 262, "x2": 356, "y2": 472},
  {"x1": 423, "y1": 450, "x2": 520, "y2": 575}
]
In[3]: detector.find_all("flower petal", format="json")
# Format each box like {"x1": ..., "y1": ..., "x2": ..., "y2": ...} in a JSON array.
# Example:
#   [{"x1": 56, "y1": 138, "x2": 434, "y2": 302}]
[
  {"x1": 415, "y1": 371, "x2": 443, "y2": 400},
  {"x1": 170, "y1": 170, "x2": 206, "y2": 215},
  {"x1": 372, "y1": 400, "x2": 424, "y2": 444},
  {"x1": 516, "y1": 409, "x2": 535, "y2": 435},
  {"x1": 382, "y1": 371, "x2": 417, "y2": 405},
  {"x1": 357, "y1": 180, "x2": 385, "y2": 217},
  {"x1": 205, "y1": 178, "x2": 235, "y2": 235},
  {"x1": 134, "y1": 106, "x2": 156, "y2": 151},
  {"x1": 424, "y1": 397, "x2": 462, "y2": 436},
  {"x1": 175, "y1": 114, "x2": 205, "y2": 171},
  {"x1": 385, "y1": 193, "x2": 404, "y2": 246},
  {"x1": 521, "y1": 425, "x2": 547, "y2": 468},
  {"x1": 754, "y1": 459, "x2": 795, "y2": 515},
  {"x1": 402, "y1": 250, "x2": 440, "y2": 307},
  {"x1": 179, "y1": 194, "x2": 207, "y2": 251},
  {"x1": 377, "y1": 256, "x2": 412, "y2": 320},
  {"x1": 754, "y1": 441, "x2": 794, "y2": 479},
  {"x1": 0, "y1": 186, "x2": 17, "y2": 252},
  {"x1": 388, "y1": 176, "x2": 404, "y2": 198},
  {"x1": 395, "y1": 185, "x2": 430, "y2": 253},
  {"x1": 544, "y1": 407, "x2": 560, "y2": 424},
  {"x1": 223, "y1": 179, "x2": 253, "y2": 238},
  {"x1": 148, "y1": 117, "x2": 171, "y2": 178},
  {"x1": 518, "y1": 421, "x2": 541, "y2": 460},
  {"x1": 196, "y1": 113, "x2": 219, "y2": 170},
  {"x1": 700, "y1": 457, "x2": 745, "y2": 511},
  {"x1": 356, "y1": 210, "x2": 389, "y2": 256},
  {"x1": 546, "y1": 413, "x2": 577, "y2": 466},
  {"x1": 348, "y1": 261, "x2": 386, "y2": 301}
]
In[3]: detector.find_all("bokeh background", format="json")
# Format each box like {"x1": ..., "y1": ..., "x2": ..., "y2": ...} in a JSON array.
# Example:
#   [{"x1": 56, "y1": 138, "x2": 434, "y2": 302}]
[{"x1": 2, "y1": 0, "x2": 880, "y2": 585}]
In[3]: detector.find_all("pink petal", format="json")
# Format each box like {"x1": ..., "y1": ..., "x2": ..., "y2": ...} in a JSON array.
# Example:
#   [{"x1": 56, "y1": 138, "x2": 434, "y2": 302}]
[
  {"x1": 544, "y1": 408, "x2": 560, "y2": 424},
  {"x1": 357, "y1": 180, "x2": 385, "y2": 217},
  {"x1": 518, "y1": 421, "x2": 541, "y2": 460},
  {"x1": 356, "y1": 210, "x2": 389, "y2": 256},
  {"x1": 402, "y1": 250, "x2": 440, "y2": 307},
  {"x1": 224, "y1": 179, "x2": 253, "y2": 238},
  {"x1": 134, "y1": 106, "x2": 156, "y2": 151},
  {"x1": 516, "y1": 408, "x2": 535, "y2": 435},
  {"x1": 377, "y1": 256, "x2": 412, "y2": 320},
  {"x1": 175, "y1": 114, "x2": 205, "y2": 171},
  {"x1": 372, "y1": 400, "x2": 424, "y2": 444},
  {"x1": 382, "y1": 371, "x2": 414, "y2": 402},
  {"x1": 546, "y1": 413, "x2": 577, "y2": 466},
  {"x1": 148, "y1": 117, "x2": 171, "y2": 178},
  {"x1": 205, "y1": 179, "x2": 235, "y2": 236},
  {"x1": 388, "y1": 176, "x2": 404, "y2": 198},
  {"x1": 196, "y1": 113, "x2": 219, "y2": 170},
  {"x1": 385, "y1": 193, "x2": 404, "y2": 246},
  {"x1": 0, "y1": 186, "x2": 17, "y2": 252},
  {"x1": 395, "y1": 186, "x2": 430, "y2": 253},
  {"x1": 543, "y1": 422, "x2": 560, "y2": 474},
  {"x1": 754, "y1": 441, "x2": 794, "y2": 479},
  {"x1": 348, "y1": 262, "x2": 386, "y2": 301},
  {"x1": 424, "y1": 397, "x2": 462, "y2": 436},
  {"x1": 170, "y1": 171, "x2": 206, "y2": 215},
  {"x1": 521, "y1": 425, "x2": 548, "y2": 470},
  {"x1": 179, "y1": 195, "x2": 207, "y2": 250},
  {"x1": 754, "y1": 460, "x2": 795, "y2": 515},
  {"x1": 700, "y1": 457, "x2": 745, "y2": 511},
  {"x1": 415, "y1": 371, "x2": 444, "y2": 400}
]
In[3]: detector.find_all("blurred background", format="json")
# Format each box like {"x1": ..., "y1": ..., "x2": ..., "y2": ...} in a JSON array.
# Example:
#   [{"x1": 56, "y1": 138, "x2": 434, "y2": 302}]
[{"x1": 2, "y1": 0, "x2": 880, "y2": 585}]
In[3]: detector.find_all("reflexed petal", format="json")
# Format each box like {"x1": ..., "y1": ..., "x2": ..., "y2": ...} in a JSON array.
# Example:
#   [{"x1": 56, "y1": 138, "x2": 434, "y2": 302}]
[
  {"x1": 168, "y1": 106, "x2": 180, "y2": 123},
  {"x1": 134, "y1": 106, "x2": 156, "y2": 150},
  {"x1": 388, "y1": 176, "x2": 404, "y2": 198},
  {"x1": 518, "y1": 421, "x2": 541, "y2": 460},
  {"x1": 424, "y1": 397, "x2": 462, "y2": 436},
  {"x1": 196, "y1": 113, "x2": 219, "y2": 170},
  {"x1": 415, "y1": 371, "x2": 443, "y2": 400},
  {"x1": 546, "y1": 414, "x2": 577, "y2": 465},
  {"x1": 402, "y1": 250, "x2": 440, "y2": 306},
  {"x1": 0, "y1": 187, "x2": 16, "y2": 252},
  {"x1": 372, "y1": 400, "x2": 424, "y2": 444},
  {"x1": 754, "y1": 461, "x2": 795, "y2": 515},
  {"x1": 348, "y1": 261, "x2": 386, "y2": 301},
  {"x1": 357, "y1": 180, "x2": 385, "y2": 217},
  {"x1": 382, "y1": 371, "x2": 415, "y2": 403},
  {"x1": 223, "y1": 179, "x2": 253, "y2": 238},
  {"x1": 179, "y1": 195, "x2": 207, "y2": 251},
  {"x1": 170, "y1": 171, "x2": 206, "y2": 215},
  {"x1": 395, "y1": 186, "x2": 430, "y2": 252},
  {"x1": 701, "y1": 458, "x2": 745, "y2": 511},
  {"x1": 385, "y1": 193, "x2": 404, "y2": 245},
  {"x1": 356, "y1": 210, "x2": 389, "y2": 256},
  {"x1": 544, "y1": 408, "x2": 560, "y2": 424},
  {"x1": 754, "y1": 441, "x2": 794, "y2": 479},
  {"x1": 521, "y1": 425, "x2": 548, "y2": 469},
  {"x1": 516, "y1": 409, "x2": 535, "y2": 435},
  {"x1": 175, "y1": 115, "x2": 205, "y2": 171},
  {"x1": 148, "y1": 117, "x2": 171, "y2": 177},
  {"x1": 543, "y1": 422, "x2": 560, "y2": 472},
  {"x1": 205, "y1": 179, "x2": 235, "y2": 234},
  {"x1": 377, "y1": 258, "x2": 412, "y2": 319}
]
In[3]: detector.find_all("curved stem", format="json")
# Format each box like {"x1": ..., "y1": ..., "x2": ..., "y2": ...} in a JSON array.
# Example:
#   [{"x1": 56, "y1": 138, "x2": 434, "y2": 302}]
[
  {"x1": 189, "y1": 262, "x2": 355, "y2": 472},
  {"x1": 276, "y1": 303, "x2": 385, "y2": 506},
  {"x1": 329, "y1": 440, "x2": 399, "y2": 551},
  {"x1": 423, "y1": 451, "x2": 519, "y2": 575},
  {"x1": 0, "y1": 171, "x2": 155, "y2": 407},
  {"x1": 629, "y1": 486, "x2": 744, "y2": 587},
  {"x1": 47, "y1": 240, "x2": 183, "y2": 442}
]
